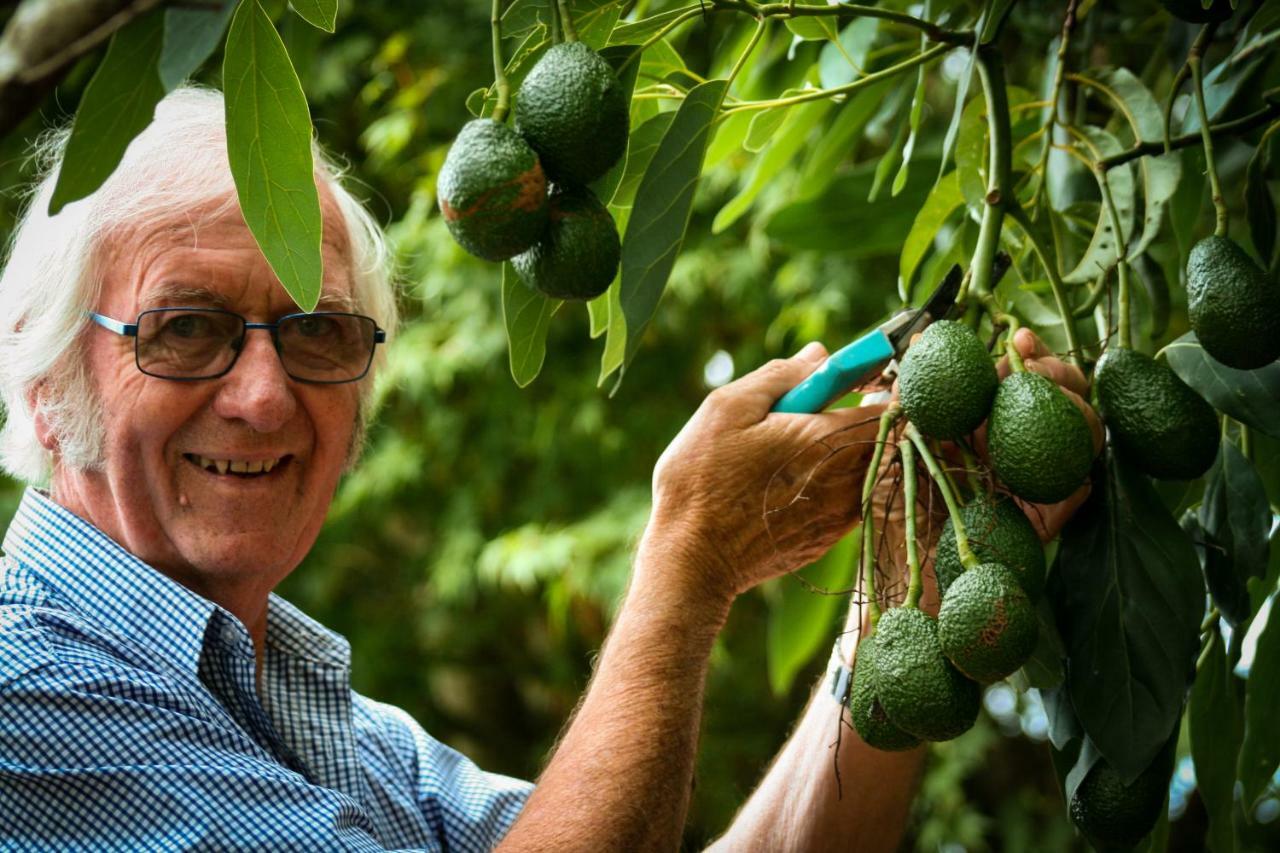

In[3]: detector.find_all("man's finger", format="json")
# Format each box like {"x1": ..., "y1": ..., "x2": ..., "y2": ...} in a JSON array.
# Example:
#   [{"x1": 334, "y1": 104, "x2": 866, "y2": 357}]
[{"x1": 730, "y1": 342, "x2": 830, "y2": 410}]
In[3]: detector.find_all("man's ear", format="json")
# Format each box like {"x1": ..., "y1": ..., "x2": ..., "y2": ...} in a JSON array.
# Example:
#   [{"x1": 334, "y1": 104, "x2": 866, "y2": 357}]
[{"x1": 27, "y1": 382, "x2": 58, "y2": 453}]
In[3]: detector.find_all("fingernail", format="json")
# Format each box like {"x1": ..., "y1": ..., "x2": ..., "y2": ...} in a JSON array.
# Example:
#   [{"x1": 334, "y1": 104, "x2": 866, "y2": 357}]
[{"x1": 798, "y1": 342, "x2": 825, "y2": 359}]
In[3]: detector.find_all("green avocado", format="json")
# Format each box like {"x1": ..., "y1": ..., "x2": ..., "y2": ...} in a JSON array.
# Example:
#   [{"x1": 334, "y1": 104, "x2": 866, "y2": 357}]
[
  {"x1": 1187, "y1": 235, "x2": 1280, "y2": 370},
  {"x1": 987, "y1": 371, "x2": 1096, "y2": 504},
  {"x1": 1070, "y1": 749, "x2": 1174, "y2": 849},
  {"x1": 1094, "y1": 347, "x2": 1219, "y2": 480},
  {"x1": 898, "y1": 320, "x2": 999, "y2": 440},
  {"x1": 512, "y1": 184, "x2": 620, "y2": 301},
  {"x1": 515, "y1": 42, "x2": 629, "y2": 185},
  {"x1": 849, "y1": 636, "x2": 921, "y2": 752},
  {"x1": 437, "y1": 119, "x2": 549, "y2": 262},
  {"x1": 871, "y1": 607, "x2": 980, "y2": 742},
  {"x1": 935, "y1": 494, "x2": 1045, "y2": 600},
  {"x1": 1160, "y1": 0, "x2": 1233, "y2": 23},
  {"x1": 938, "y1": 563, "x2": 1038, "y2": 683}
]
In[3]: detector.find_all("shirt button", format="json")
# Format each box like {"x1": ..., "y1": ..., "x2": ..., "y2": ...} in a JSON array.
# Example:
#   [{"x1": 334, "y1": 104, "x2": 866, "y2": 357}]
[{"x1": 221, "y1": 624, "x2": 240, "y2": 646}]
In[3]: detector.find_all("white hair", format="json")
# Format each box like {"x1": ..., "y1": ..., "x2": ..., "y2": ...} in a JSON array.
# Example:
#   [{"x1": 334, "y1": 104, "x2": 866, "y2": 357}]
[{"x1": 0, "y1": 85, "x2": 399, "y2": 484}]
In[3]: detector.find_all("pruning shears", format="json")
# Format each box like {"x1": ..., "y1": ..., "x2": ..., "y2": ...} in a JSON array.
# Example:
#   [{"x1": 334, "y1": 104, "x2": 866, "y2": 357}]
[{"x1": 771, "y1": 264, "x2": 966, "y2": 414}]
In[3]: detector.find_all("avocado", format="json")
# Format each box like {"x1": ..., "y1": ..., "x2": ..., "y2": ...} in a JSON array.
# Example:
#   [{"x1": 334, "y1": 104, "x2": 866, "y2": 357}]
[
  {"x1": 898, "y1": 320, "x2": 999, "y2": 440},
  {"x1": 1160, "y1": 0, "x2": 1233, "y2": 23},
  {"x1": 849, "y1": 636, "x2": 922, "y2": 752},
  {"x1": 871, "y1": 607, "x2": 981, "y2": 742},
  {"x1": 987, "y1": 371, "x2": 1096, "y2": 504},
  {"x1": 515, "y1": 42, "x2": 629, "y2": 185},
  {"x1": 1186, "y1": 235, "x2": 1280, "y2": 370},
  {"x1": 1070, "y1": 750, "x2": 1174, "y2": 848},
  {"x1": 1094, "y1": 347, "x2": 1219, "y2": 480},
  {"x1": 437, "y1": 119, "x2": 549, "y2": 262},
  {"x1": 512, "y1": 184, "x2": 620, "y2": 301},
  {"x1": 938, "y1": 562, "x2": 1038, "y2": 683},
  {"x1": 935, "y1": 494, "x2": 1045, "y2": 600}
]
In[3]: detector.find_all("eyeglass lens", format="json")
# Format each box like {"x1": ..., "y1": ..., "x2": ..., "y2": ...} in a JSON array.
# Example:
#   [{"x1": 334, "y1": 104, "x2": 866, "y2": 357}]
[{"x1": 136, "y1": 309, "x2": 377, "y2": 382}]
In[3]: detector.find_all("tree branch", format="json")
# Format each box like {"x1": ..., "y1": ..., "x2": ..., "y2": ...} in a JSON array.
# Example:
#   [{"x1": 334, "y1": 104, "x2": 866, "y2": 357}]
[
  {"x1": 1099, "y1": 99, "x2": 1280, "y2": 171},
  {"x1": 709, "y1": 0, "x2": 971, "y2": 44}
]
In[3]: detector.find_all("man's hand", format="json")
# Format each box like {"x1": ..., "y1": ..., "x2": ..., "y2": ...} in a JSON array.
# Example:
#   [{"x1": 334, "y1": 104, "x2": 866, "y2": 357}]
[{"x1": 643, "y1": 342, "x2": 886, "y2": 601}]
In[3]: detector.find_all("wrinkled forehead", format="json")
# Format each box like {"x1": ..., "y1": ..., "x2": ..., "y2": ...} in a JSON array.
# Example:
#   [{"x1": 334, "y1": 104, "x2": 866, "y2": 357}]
[{"x1": 94, "y1": 187, "x2": 356, "y2": 312}]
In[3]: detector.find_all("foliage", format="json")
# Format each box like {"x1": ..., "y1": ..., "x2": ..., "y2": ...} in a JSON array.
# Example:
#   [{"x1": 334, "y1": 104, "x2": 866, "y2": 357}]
[{"x1": 4, "y1": 0, "x2": 1280, "y2": 849}]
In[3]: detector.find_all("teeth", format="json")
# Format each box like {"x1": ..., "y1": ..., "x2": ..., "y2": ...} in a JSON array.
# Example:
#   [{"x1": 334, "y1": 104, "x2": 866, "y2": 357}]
[
  {"x1": 215, "y1": 459, "x2": 229, "y2": 475},
  {"x1": 230, "y1": 460, "x2": 248, "y2": 474},
  {"x1": 191, "y1": 454, "x2": 284, "y2": 475},
  {"x1": 246, "y1": 460, "x2": 264, "y2": 474},
  {"x1": 262, "y1": 459, "x2": 276, "y2": 473}
]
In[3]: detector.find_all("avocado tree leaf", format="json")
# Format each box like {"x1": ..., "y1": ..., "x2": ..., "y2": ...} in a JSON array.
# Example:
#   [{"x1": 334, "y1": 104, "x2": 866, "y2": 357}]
[
  {"x1": 979, "y1": 0, "x2": 1016, "y2": 43},
  {"x1": 1244, "y1": 128, "x2": 1279, "y2": 270},
  {"x1": 784, "y1": 16, "x2": 839, "y2": 41},
  {"x1": 1050, "y1": 449, "x2": 1204, "y2": 783},
  {"x1": 160, "y1": 0, "x2": 238, "y2": 89},
  {"x1": 891, "y1": 33, "x2": 929, "y2": 198},
  {"x1": 1071, "y1": 68, "x2": 1180, "y2": 262},
  {"x1": 598, "y1": 201, "x2": 632, "y2": 382},
  {"x1": 1180, "y1": 57, "x2": 1264, "y2": 134},
  {"x1": 713, "y1": 99, "x2": 830, "y2": 234},
  {"x1": 1163, "y1": 333, "x2": 1280, "y2": 439},
  {"x1": 936, "y1": 33, "x2": 978, "y2": 184},
  {"x1": 868, "y1": 82, "x2": 911, "y2": 202},
  {"x1": 608, "y1": 3, "x2": 699, "y2": 45},
  {"x1": 1199, "y1": 440, "x2": 1272, "y2": 627},
  {"x1": 507, "y1": 0, "x2": 621, "y2": 48},
  {"x1": 794, "y1": 79, "x2": 890, "y2": 201},
  {"x1": 1062, "y1": 127, "x2": 1136, "y2": 284},
  {"x1": 590, "y1": 45, "x2": 641, "y2": 204},
  {"x1": 609, "y1": 111, "x2": 675, "y2": 208},
  {"x1": 502, "y1": 264, "x2": 562, "y2": 387},
  {"x1": 48, "y1": 10, "x2": 168, "y2": 215},
  {"x1": 817, "y1": 18, "x2": 878, "y2": 89},
  {"x1": 1190, "y1": 628, "x2": 1245, "y2": 853},
  {"x1": 224, "y1": 0, "x2": 323, "y2": 311},
  {"x1": 1238, "y1": 592, "x2": 1280, "y2": 809},
  {"x1": 743, "y1": 90, "x2": 808, "y2": 153},
  {"x1": 618, "y1": 79, "x2": 728, "y2": 371},
  {"x1": 1018, "y1": 596, "x2": 1066, "y2": 689},
  {"x1": 766, "y1": 530, "x2": 858, "y2": 697},
  {"x1": 898, "y1": 170, "x2": 963, "y2": 300},
  {"x1": 1130, "y1": 253, "x2": 1171, "y2": 341},
  {"x1": 287, "y1": 0, "x2": 337, "y2": 32}
]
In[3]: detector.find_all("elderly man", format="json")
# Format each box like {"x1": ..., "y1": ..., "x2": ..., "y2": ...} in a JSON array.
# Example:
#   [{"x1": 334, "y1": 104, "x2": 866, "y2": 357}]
[{"x1": 0, "y1": 87, "x2": 1092, "y2": 851}]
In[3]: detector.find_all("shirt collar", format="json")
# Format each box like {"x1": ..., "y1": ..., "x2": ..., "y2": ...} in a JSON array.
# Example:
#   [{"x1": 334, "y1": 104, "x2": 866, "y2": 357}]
[{"x1": 4, "y1": 487, "x2": 221, "y2": 675}]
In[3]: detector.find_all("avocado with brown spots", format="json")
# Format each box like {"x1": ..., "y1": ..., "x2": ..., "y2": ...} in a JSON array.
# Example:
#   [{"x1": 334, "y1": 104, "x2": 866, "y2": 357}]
[
  {"x1": 938, "y1": 562, "x2": 1038, "y2": 683},
  {"x1": 437, "y1": 119, "x2": 549, "y2": 262},
  {"x1": 871, "y1": 607, "x2": 980, "y2": 742},
  {"x1": 849, "y1": 636, "x2": 921, "y2": 752}
]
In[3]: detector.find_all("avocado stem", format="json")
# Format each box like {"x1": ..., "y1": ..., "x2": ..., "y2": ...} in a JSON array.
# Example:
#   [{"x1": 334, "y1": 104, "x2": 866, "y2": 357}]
[
  {"x1": 968, "y1": 48, "x2": 1011, "y2": 301},
  {"x1": 861, "y1": 404, "x2": 901, "y2": 624},
  {"x1": 727, "y1": 15, "x2": 768, "y2": 86},
  {"x1": 1029, "y1": 0, "x2": 1078, "y2": 215},
  {"x1": 556, "y1": 0, "x2": 579, "y2": 42},
  {"x1": 1189, "y1": 29, "x2": 1228, "y2": 238},
  {"x1": 490, "y1": 0, "x2": 511, "y2": 122},
  {"x1": 904, "y1": 424, "x2": 980, "y2": 572},
  {"x1": 1006, "y1": 204, "x2": 1081, "y2": 365},
  {"x1": 900, "y1": 440, "x2": 923, "y2": 610}
]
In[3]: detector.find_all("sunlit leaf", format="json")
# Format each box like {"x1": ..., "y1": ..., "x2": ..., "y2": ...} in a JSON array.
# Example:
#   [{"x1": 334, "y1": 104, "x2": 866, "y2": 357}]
[
  {"x1": 288, "y1": 0, "x2": 337, "y2": 32},
  {"x1": 1062, "y1": 127, "x2": 1136, "y2": 285},
  {"x1": 608, "y1": 3, "x2": 698, "y2": 45},
  {"x1": 794, "y1": 79, "x2": 890, "y2": 200},
  {"x1": 609, "y1": 111, "x2": 675, "y2": 208},
  {"x1": 1050, "y1": 449, "x2": 1203, "y2": 782},
  {"x1": 502, "y1": 264, "x2": 561, "y2": 387},
  {"x1": 49, "y1": 10, "x2": 167, "y2": 214},
  {"x1": 1164, "y1": 333, "x2": 1280, "y2": 439},
  {"x1": 619, "y1": 79, "x2": 728, "y2": 370},
  {"x1": 891, "y1": 39, "x2": 928, "y2": 197},
  {"x1": 899, "y1": 170, "x2": 963, "y2": 299},
  {"x1": 1239, "y1": 592, "x2": 1280, "y2": 808},
  {"x1": 936, "y1": 40, "x2": 977, "y2": 183},
  {"x1": 785, "y1": 17, "x2": 839, "y2": 42},
  {"x1": 224, "y1": 0, "x2": 323, "y2": 311},
  {"x1": 817, "y1": 18, "x2": 878, "y2": 89}
]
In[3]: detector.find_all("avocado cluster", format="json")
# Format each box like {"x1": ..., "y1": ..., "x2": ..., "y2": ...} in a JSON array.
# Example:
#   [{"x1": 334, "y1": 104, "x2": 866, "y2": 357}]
[
  {"x1": 438, "y1": 40, "x2": 629, "y2": 301},
  {"x1": 1186, "y1": 235, "x2": 1280, "y2": 370},
  {"x1": 898, "y1": 321, "x2": 999, "y2": 440}
]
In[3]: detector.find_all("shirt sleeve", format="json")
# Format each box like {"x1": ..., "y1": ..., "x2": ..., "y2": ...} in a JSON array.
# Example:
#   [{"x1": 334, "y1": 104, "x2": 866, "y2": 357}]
[
  {"x1": 352, "y1": 696, "x2": 533, "y2": 852},
  {"x1": 0, "y1": 653, "x2": 410, "y2": 852}
]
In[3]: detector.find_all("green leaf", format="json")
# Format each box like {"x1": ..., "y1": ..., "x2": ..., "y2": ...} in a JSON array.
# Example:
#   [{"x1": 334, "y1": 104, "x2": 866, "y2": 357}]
[
  {"x1": 619, "y1": 79, "x2": 728, "y2": 369},
  {"x1": 590, "y1": 46, "x2": 642, "y2": 205},
  {"x1": 1199, "y1": 440, "x2": 1272, "y2": 627},
  {"x1": 502, "y1": 264, "x2": 561, "y2": 387},
  {"x1": 766, "y1": 530, "x2": 858, "y2": 697},
  {"x1": 936, "y1": 36, "x2": 978, "y2": 184},
  {"x1": 955, "y1": 85, "x2": 1036, "y2": 211},
  {"x1": 609, "y1": 111, "x2": 675, "y2": 208},
  {"x1": 713, "y1": 100, "x2": 830, "y2": 234},
  {"x1": 704, "y1": 109, "x2": 752, "y2": 171},
  {"x1": 979, "y1": 0, "x2": 1016, "y2": 43},
  {"x1": 868, "y1": 82, "x2": 910, "y2": 202},
  {"x1": 1239, "y1": 592, "x2": 1280, "y2": 809},
  {"x1": 1190, "y1": 628, "x2": 1245, "y2": 853},
  {"x1": 817, "y1": 18, "x2": 878, "y2": 89},
  {"x1": 49, "y1": 11, "x2": 168, "y2": 214},
  {"x1": 766, "y1": 158, "x2": 937, "y2": 254},
  {"x1": 587, "y1": 290, "x2": 609, "y2": 339},
  {"x1": 891, "y1": 41, "x2": 928, "y2": 197},
  {"x1": 1180, "y1": 58, "x2": 1264, "y2": 134},
  {"x1": 1050, "y1": 449, "x2": 1204, "y2": 782},
  {"x1": 224, "y1": 0, "x2": 324, "y2": 311},
  {"x1": 288, "y1": 0, "x2": 337, "y2": 32},
  {"x1": 1131, "y1": 252, "x2": 1171, "y2": 341},
  {"x1": 784, "y1": 17, "x2": 839, "y2": 41},
  {"x1": 898, "y1": 170, "x2": 963, "y2": 299},
  {"x1": 1062, "y1": 127, "x2": 1136, "y2": 285},
  {"x1": 160, "y1": 0, "x2": 238, "y2": 89},
  {"x1": 1017, "y1": 597, "x2": 1066, "y2": 689},
  {"x1": 1164, "y1": 333, "x2": 1280, "y2": 439},
  {"x1": 794, "y1": 79, "x2": 890, "y2": 201},
  {"x1": 608, "y1": 3, "x2": 696, "y2": 45},
  {"x1": 1245, "y1": 130, "x2": 1278, "y2": 270}
]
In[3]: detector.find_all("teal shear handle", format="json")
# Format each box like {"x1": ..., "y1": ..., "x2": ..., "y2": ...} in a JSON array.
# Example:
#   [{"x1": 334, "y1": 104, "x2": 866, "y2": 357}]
[{"x1": 771, "y1": 330, "x2": 895, "y2": 414}]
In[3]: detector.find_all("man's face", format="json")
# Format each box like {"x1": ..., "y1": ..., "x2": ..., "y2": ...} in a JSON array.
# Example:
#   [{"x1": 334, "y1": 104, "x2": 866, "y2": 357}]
[{"x1": 52, "y1": 193, "x2": 363, "y2": 605}]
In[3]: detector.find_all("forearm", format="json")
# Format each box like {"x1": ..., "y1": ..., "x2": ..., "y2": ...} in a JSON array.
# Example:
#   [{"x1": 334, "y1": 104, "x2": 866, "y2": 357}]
[{"x1": 498, "y1": 535, "x2": 732, "y2": 852}]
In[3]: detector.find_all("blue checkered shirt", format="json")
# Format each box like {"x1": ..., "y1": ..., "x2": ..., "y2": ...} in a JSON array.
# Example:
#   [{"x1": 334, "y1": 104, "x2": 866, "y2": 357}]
[{"x1": 0, "y1": 488, "x2": 531, "y2": 851}]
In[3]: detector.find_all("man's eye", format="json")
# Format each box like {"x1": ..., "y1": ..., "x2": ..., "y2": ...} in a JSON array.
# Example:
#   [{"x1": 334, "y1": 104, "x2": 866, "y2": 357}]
[
  {"x1": 295, "y1": 317, "x2": 337, "y2": 338},
  {"x1": 165, "y1": 314, "x2": 215, "y2": 338}
]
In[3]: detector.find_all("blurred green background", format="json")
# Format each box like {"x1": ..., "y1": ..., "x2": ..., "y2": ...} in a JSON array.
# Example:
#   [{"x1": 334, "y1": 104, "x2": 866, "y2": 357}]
[{"x1": 8, "y1": 1, "x2": 1272, "y2": 848}]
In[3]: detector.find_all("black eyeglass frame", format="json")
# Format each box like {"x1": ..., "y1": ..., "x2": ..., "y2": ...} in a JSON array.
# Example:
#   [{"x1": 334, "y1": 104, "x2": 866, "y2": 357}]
[{"x1": 86, "y1": 307, "x2": 387, "y2": 385}]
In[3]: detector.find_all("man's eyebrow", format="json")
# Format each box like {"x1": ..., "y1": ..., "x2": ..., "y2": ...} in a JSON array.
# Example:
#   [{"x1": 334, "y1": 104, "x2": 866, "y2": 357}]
[
  {"x1": 141, "y1": 284, "x2": 230, "y2": 309},
  {"x1": 313, "y1": 292, "x2": 359, "y2": 313}
]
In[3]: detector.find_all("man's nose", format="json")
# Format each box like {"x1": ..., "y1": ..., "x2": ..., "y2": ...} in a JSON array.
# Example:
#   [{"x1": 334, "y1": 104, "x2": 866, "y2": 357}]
[{"x1": 212, "y1": 330, "x2": 297, "y2": 432}]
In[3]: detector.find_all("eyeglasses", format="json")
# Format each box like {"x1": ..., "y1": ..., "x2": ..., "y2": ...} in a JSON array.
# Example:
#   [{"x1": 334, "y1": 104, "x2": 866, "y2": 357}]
[{"x1": 87, "y1": 307, "x2": 387, "y2": 384}]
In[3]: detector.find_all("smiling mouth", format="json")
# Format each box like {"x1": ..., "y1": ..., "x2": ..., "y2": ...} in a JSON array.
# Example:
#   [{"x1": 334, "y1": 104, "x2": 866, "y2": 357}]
[{"x1": 183, "y1": 453, "x2": 292, "y2": 478}]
